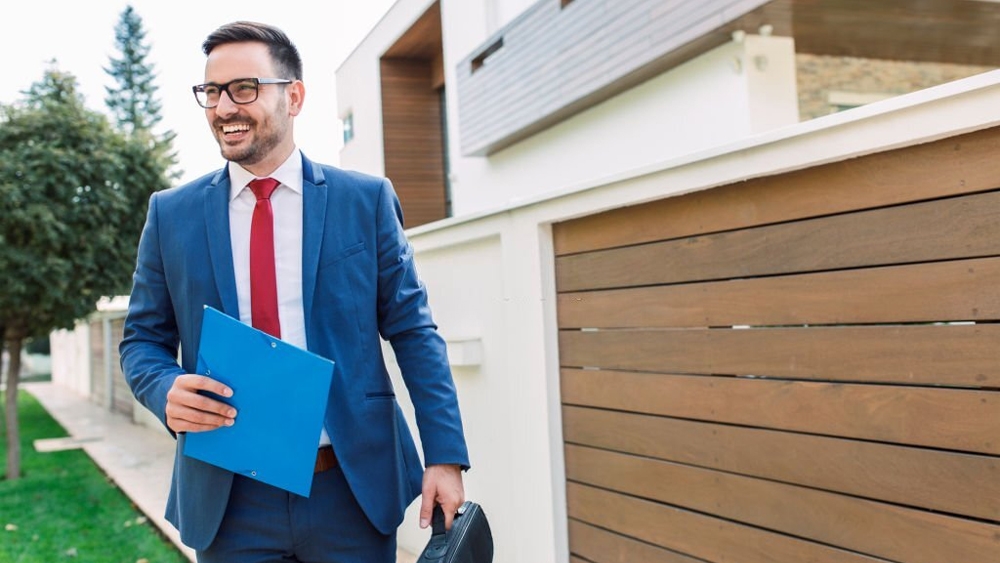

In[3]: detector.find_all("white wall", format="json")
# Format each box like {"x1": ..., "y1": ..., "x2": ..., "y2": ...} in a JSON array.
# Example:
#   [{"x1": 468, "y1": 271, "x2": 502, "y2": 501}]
[
  {"x1": 447, "y1": 35, "x2": 798, "y2": 215},
  {"x1": 50, "y1": 322, "x2": 91, "y2": 397},
  {"x1": 384, "y1": 72, "x2": 1000, "y2": 562},
  {"x1": 337, "y1": 0, "x2": 799, "y2": 218},
  {"x1": 745, "y1": 35, "x2": 800, "y2": 132}
]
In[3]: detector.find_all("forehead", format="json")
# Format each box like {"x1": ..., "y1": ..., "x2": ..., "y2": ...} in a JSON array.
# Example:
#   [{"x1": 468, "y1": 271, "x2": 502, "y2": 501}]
[{"x1": 204, "y1": 42, "x2": 276, "y2": 82}]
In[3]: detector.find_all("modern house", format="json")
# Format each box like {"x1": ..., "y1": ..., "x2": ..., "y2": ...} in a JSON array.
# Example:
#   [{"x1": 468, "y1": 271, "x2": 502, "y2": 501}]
[
  {"x1": 53, "y1": 1, "x2": 1000, "y2": 561},
  {"x1": 334, "y1": 0, "x2": 1000, "y2": 561}
]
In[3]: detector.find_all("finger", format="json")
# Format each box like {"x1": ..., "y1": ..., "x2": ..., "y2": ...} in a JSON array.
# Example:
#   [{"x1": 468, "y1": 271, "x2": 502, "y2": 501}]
[
  {"x1": 444, "y1": 506, "x2": 455, "y2": 531},
  {"x1": 170, "y1": 389, "x2": 238, "y2": 418},
  {"x1": 419, "y1": 486, "x2": 435, "y2": 529},
  {"x1": 167, "y1": 417, "x2": 229, "y2": 433},
  {"x1": 167, "y1": 402, "x2": 236, "y2": 426},
  {"x1": 166, "y1": 404, "x2": 235, "y2": 433},
  {"x1": 168, "y1": 377, "x2": 237, "y2": 418},
  {"x1": 175, "y1": 374, "x2": 233, "y2": 398},
  {"x1": 439, "y1": 494, "x2": 463, "y2": 531}
]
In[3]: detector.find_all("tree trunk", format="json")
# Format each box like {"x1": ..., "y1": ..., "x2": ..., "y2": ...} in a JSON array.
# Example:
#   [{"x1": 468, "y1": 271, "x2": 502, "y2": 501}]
[{"x1": 3, "y1": 333, "x2": 21, "y2": 481}]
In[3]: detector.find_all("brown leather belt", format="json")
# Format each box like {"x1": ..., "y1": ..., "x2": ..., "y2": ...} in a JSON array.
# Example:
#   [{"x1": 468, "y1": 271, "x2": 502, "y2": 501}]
[{"x1": 314, "y1": 446, "x2": 337, "y2": 473}]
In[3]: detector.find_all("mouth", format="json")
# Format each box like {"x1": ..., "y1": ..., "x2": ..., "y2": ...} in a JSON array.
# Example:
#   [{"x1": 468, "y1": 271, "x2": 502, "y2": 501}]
[
  {"x1": 216, "y1": 122, "x2": 251, "y2": 143},
  {"x1": 222, "y1": 123, "x2": 250, "y2": 136}
]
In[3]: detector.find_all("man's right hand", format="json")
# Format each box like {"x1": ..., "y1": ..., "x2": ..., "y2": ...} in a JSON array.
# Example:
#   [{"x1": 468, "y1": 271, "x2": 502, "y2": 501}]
[{"x1": 165, "y1": 374, "x2": 237, "y2": 433}]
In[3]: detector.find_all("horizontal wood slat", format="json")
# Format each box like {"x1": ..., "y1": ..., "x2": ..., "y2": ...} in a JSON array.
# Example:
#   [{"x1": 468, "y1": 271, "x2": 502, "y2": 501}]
[
  {"x1": 556, "y1": 189, "x2": 1000, "y2": 292},
  {"x1": 558, "y1": 324, "x2": 1000, "y2": 387},
  {"x1": 558, "y1": 257, "x2": 1000, "y2": 328},
  {"x1": 567, "y1": 482, "x2": 890, "y2": 563},
  {"x1": 553, "y1": 126, "x2": 1000, "y2": 255},
  {"x1": 561, "y1": 369, "x2": 1000, "y2": 454},
  {"x1": 566, "y1": 445, "x2": 1000, "y2": 563},
  {"x1": 568, "y1": 520, "x2": 708, "y2": 563},
  {"x1": 562, "y1": 406, "x2": 1000, "y2": 522}
]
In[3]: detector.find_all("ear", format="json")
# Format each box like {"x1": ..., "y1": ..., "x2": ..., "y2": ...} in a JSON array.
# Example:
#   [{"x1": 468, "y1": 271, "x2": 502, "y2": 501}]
[{"x1": 287, "y1": 80, "x2": 305, "y2": 116}]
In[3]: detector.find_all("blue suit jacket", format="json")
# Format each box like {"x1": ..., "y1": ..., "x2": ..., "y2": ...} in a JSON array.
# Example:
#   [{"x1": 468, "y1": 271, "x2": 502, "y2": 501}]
[{"x1": 120, "y1": 154, "x2": 469, "y2": 550}]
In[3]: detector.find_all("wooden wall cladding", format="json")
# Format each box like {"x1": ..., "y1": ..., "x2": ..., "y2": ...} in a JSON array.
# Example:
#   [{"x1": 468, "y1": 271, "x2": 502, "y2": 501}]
[
  {"x1": 554, "y1": 126, "x2": 1000, "y2": 563},
  {"x1": 380, "y1": 58, "x2": 447, "y2": 228}
]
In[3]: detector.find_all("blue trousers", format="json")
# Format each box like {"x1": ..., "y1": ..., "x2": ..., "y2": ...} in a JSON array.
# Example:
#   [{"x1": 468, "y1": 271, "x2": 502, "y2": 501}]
[{"x1": 197, "y1": 465, "x2": 396, "y2": 563}]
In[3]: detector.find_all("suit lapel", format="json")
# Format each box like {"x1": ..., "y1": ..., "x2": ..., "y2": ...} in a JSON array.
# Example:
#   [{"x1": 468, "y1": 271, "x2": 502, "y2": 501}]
[
  {"x1": 204, "y1": 170, "x2": 240, "y2": 317},
  {"x1": 301, "y1": 155, "x2": 328, "y2": 333}
]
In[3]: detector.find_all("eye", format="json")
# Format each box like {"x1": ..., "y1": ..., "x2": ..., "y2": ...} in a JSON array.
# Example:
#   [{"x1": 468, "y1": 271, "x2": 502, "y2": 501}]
[
  {"x1": 235, "y1": 81, "x2": 257, "y2": 92},
  {"x1": 202, "y1": 85, "x2": 221, "y2": 96}
]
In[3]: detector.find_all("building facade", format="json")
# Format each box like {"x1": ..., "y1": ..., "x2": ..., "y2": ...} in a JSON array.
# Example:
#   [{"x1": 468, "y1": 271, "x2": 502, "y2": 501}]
[{"x1": 335, "y1": 1, "x2": 1000, "y2": 561}]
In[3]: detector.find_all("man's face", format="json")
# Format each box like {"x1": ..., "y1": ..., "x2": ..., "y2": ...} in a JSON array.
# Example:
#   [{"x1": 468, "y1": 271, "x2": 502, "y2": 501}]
[{"x1": 203, "y1": 42, "x2": 300, "y2": 172}]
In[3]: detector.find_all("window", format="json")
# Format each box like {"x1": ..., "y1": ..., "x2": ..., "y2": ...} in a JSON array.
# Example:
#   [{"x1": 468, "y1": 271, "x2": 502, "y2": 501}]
[
  {"x1": 342, "y1": 112, "x2": 355, "y2": 144},
  {"x1": 471, "y1": 38, "x2": 504, "y2": 74}
]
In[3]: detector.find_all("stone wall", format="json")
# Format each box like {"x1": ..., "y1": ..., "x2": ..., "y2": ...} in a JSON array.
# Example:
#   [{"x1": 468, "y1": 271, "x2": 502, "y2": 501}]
[{"x1": 796, "y1": 54, "x2": 994, "y2": 120}]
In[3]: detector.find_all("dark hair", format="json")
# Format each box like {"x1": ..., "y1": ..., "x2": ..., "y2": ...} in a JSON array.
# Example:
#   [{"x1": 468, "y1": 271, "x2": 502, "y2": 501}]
[{"x1": 202, "y1": 21, "x2": 303, "y2": 80}]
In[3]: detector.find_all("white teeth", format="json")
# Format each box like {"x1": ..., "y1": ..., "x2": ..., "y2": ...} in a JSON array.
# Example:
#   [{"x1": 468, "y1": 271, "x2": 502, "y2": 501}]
[{"x1": 222, "y1": 124, "x2": 250, "y2": 134}]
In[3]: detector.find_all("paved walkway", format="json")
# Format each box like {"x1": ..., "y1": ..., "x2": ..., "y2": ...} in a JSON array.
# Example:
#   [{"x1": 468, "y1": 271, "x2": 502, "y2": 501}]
[{"x1": 24, "y1": 382, "x2": 418, "y2": 563}]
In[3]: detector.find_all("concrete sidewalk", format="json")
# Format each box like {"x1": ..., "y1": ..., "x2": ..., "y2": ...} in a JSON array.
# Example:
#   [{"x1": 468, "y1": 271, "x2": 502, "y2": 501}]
[
  {"x1": 23, "y1": 382, "x2": 418, "y2": 563},
  {"x1": 24, "y1": 382, "x2": 195, "y2": 561}
]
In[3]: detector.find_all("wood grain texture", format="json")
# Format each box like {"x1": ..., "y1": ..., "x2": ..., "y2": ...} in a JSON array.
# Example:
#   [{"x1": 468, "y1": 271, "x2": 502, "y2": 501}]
[
  {"x1": 568, "y1": 519, "x2": 709, "y2": 563},
  {"x1": 566, "y1": 445, "x2": 1000, "y2": 563},
  {"x1": 558, "y1": 323, "x2": 1000, "y2": 387},
  {"x1": 553, "y1": 127, "x2": 1000, "y2": 255},
  {"x1": 561, "y1": 369, "x2": 1000, "y2": 454},
  {"x1": 380, "y1": 58, "x2": 447, "y2": 228},
  {"x1": 562, "y1": 406, "x2": 1000, "y2": 522},
  {"x1": 567, "y1": 482, "x2": 891, "y2": 563},
  {"x1": 556, "y1": 190, "x2": 1000, "y2": 292},
  {"x1": 558, "y1": 257, "x2": 1000, "y2": 329}
]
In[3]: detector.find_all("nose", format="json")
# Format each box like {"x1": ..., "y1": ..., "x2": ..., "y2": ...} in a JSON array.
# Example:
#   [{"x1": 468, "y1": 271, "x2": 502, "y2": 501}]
[{"x1": 213, "y1": 90, "x2": 239, "y2": 118}]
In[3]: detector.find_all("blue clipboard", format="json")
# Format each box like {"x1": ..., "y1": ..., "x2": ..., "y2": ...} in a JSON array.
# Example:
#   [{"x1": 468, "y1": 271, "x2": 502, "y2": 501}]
[{"x1": 183, "y1": 306, "x2": 335, "y2": 497}]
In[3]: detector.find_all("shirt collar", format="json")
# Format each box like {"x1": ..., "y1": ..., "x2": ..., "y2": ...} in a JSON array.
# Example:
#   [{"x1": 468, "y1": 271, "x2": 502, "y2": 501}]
[{"x1": 228, "y1": 148, "x2": 303, "y2": 201}]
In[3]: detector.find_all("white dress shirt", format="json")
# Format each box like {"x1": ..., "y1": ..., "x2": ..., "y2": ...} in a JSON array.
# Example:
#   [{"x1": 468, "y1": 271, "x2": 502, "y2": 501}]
[{"x1": 228, "y1": 149, "x2": 331, "y2": 447}]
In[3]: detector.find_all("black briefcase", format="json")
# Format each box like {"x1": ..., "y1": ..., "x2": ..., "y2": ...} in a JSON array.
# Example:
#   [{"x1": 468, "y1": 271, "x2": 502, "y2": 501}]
[{"x1": 417, "y1": 501, "x2": 493, "y2": 563}]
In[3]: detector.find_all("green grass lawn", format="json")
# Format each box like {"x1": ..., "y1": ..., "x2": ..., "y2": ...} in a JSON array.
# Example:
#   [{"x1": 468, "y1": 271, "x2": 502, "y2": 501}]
[{"x1": 0, "y1": 390, "x2": 188, "y2": 563}]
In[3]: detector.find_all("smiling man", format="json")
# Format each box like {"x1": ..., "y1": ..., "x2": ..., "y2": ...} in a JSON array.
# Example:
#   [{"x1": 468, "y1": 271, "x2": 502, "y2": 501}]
[{"x1": 119, "y1": 21, "x2": 468, "y2": 563}]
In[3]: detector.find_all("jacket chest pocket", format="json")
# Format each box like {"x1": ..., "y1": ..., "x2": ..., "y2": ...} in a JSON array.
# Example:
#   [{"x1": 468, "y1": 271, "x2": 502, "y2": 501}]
[{"x1": 318, "y1": 241, "x2": 365, "y2": 270}]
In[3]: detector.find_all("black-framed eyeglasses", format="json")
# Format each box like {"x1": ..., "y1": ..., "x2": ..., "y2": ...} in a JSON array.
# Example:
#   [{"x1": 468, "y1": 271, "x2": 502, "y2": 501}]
[{"x1": 192, "y1": 77, "x2": 293, "y2": 108}]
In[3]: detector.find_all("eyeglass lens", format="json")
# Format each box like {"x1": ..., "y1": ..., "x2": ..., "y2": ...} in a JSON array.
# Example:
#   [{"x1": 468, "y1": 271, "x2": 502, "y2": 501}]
[{"x1": 196, "y1": 79, "x2": 259, "y2": 107}]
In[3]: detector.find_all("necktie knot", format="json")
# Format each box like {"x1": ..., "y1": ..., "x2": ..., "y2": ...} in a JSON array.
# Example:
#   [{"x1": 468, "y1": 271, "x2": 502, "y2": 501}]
[{"x1": 249, "y1": 177, "x2": 280, "y2": 201}]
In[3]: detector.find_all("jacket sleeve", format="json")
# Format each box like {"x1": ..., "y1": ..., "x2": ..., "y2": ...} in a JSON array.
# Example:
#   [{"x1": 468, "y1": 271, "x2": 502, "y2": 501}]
[
  {"x1": 119, "y1": 192, "x2": 185, "y2": 433},
  {"x1": 374, "y1": 179, "x2": 470, "y2": 469}
]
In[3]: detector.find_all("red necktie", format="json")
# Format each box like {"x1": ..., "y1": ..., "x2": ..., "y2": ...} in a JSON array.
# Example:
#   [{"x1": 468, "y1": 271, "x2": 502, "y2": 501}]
[{"x1": 248, "y1": 177, "x2": 281, "y2": 338}]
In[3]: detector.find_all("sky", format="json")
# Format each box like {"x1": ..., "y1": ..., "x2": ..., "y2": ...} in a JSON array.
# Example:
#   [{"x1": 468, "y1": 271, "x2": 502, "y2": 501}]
[{"x1": 1, "y1": 0, "x2": 396, "y2": 185}]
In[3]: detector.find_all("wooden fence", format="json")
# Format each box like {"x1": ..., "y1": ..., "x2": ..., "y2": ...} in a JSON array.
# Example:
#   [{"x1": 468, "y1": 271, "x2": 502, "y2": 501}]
[{"x1": 554, "y1": 126, "x2": 1000, "y2": 563}]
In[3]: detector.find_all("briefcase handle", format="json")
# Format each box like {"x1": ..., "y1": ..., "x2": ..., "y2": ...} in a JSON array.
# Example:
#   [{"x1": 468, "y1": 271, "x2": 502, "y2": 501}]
[
  {"x1": 431, "y1": 504, "x2": 448, "y2": 536},
  {"x1": 417, "y1": 505, "x2": 450, "y2": 561}
]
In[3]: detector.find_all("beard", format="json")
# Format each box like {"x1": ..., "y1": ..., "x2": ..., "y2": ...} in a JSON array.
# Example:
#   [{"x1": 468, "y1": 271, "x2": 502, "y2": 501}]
[{"x1": 214, "y1": 98, "x2": 290, "y2": 166}]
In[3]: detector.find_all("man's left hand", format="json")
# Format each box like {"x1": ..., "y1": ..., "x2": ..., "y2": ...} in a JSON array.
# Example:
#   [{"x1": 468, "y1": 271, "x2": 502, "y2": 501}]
[{"x1": 419, "y1": 464, "x2": 465, "y2": 531}]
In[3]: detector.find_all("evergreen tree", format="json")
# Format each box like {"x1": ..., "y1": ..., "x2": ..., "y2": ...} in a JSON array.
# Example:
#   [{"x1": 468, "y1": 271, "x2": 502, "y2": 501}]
[
  {"x1": 0, "y1": 66, "x2": 169, "y2": 480},
  {"x1": 104, "y1": 4, "x2": 179, "y2": 178}
]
